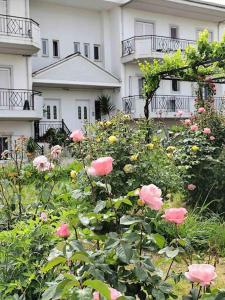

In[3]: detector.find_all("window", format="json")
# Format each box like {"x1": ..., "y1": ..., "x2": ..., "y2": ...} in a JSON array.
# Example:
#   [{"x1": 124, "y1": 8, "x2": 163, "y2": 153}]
[
  {"x1": 84, "y1": 43, "x2": 90, "y2": 58},
  {"x1": 53, "y1": 40, "x2": 59, "y2": 57},
  {"x1": 46, "y1": 105, "x2": 51, "y2": 119},
  {"x1": 95, "y1": 100, "x2": 101, "y2": 121},
  {"x1": 74, "y1": 42, "x2": 80, "y2": 53},
  {"x1": 42, "y1": 39, "x2": 49, "y2": 56},
  {"x1": 167, "y1": 99, "x2": 176, "y2": 112},
  {"x1": 53, "y1": 105, "x2": 57, "y2": 120},
  {"x1": 78, "y1": 106, "x2": 82, "y2": 119},
  {"x1": 0, "y1": 136, "x2": 9, "y2": 159},
  {"x1": 138, "y1": 78, "x2": 144, "y2": 96},
  {"x1": 170, "y1": 26, "x2": 178, "y2": 39},
  {"x1": 197, "y1": 29, "x2": 213, "y2": 42},
  {"x1": 94, "y1": 45, "x2": 101, "y2": 61},
  {"x1": 135, "y1": 21, "x2": 154, "y2": 36},
  {"x1": 172, "y1": 79, "x2": 180, "y2": 92},
  {"x1": 84, "y1": 106, "x2": 88, "y2": 120}
]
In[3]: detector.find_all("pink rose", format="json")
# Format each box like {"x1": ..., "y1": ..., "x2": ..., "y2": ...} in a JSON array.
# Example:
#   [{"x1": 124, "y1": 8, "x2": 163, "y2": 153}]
[
  {"x1": 87, "y1": 157, "x2": 113, "y2": 176},
  {"x1": 177, "y1": 110, "x2": 183, "y2": 117},
  {"x1": 40, "y1": 212, "x2": 48, "y2": 222},
  {"x1": 33, "y1": 155, "x2": 49, "y2": 172},
  {"x1": 162, "y1": 208, "x2": 187, "y2": 224},
  {"x1": 51, "y1": 145, "x2": 62, "y2": 159},
  {"x1": 184, "y1": 119, "x2": 191, "y2": 126},
  {"x1": 203, "y1": 128, "x2": 211, "y2": 135},
  {"x1": 198, "y1": 107, "x2": 206, "y2": 113},
  {"x1": 93, "y1": 288, "x2": 122, "y2": 300},
  {"x1": 56, "y1": 224, "x2": 70, "y2": 238},
  {"x1": 185, "y1": 264, "x2": 217, "y2": 287},
  {"x1": 210, "y1": 136, "x2": 215, "y2": 141},
  {"x1": 70, "y1": 130, "x2": 84, "y2": 142},
  {"x1": 188, "y1": 184, "x2": 196, "y2": 191},
  {"x1": 139, "y1": 184, "x2": 163, "y2": 211},
  {"x1": 190, "y1": 124, "x2": 198, "y2": 131}
]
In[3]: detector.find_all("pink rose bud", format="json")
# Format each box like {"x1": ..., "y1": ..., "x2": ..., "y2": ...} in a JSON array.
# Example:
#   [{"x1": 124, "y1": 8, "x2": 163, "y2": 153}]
[
  {"x1": 184, "y1": 119, "x2": 191, "y2": 126},
  {"x1": 188, "y1": 184, "x2": 196, "y2": 191},
  {"x1": 93, "y1": 288, "x2": 122, "y2": 300},
  {"x1": 190, "y1": 124, "x2": 198, "y2": 131},
  {"x1": 203, "y1": 128, "x2": 211, "y2": 135},
  {"x1": 198, "y1": 107, "x2": 206, "y2": 113},
  {"x1": 162, "y1": 208, "x2": 187, "y2": 224},
  {"x1": 70, "y1": 130, "x2": 84, "y2": 142},
  {"x1": 40, "y1": 212, "x2": 48, "y2": 222},
  {"x1": 177, "y1": 110, "x2": 183, "y2": 117},
  {"x1": 139, "y1": 184, "x2": 163, "y2": 211},
  {"x1": 185, "y1": 264, "x2": 217, "y2": 287},
  {"x1": 56, "y1": 223, "x2": 70, "y2": 238},
  {"x1": 87, "y1": 157, "x2": 113, "y2": 176},
  {"x1": 210, "y1": 136, "x2": 215, "y2": 141}
]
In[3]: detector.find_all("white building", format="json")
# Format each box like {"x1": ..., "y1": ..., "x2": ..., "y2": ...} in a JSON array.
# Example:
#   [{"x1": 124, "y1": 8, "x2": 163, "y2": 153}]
[{"x1": 0, "y1": 0, "x2": 225, "y2": 153}]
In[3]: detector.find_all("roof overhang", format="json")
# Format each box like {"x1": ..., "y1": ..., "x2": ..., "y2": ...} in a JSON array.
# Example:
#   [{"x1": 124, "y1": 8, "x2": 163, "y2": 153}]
[{"x1": 125, "y1": 0, "x2": 225, "y2": 22}]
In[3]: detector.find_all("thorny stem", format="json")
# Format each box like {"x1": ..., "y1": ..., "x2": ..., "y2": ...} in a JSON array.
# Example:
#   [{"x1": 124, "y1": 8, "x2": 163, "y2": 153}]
[
  {"x1": 164, "y1": 257, "x2": 175, "y2": 280},
  {"x1": 197, "y1": 286, "x2": 202, "y2": 300}
]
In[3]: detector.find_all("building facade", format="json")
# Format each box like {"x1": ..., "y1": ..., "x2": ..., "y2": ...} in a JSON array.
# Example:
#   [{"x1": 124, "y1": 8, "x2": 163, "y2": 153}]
[{"x1": 0, "y1": 0, "x2": 225, "y2": 154}]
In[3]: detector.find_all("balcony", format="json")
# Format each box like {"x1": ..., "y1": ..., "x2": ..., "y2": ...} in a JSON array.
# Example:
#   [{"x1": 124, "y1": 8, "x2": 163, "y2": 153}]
[
  {"x1": 121, "y1": 35, "x2": 195, "y2": 62},
  {"x1": 0, "y1": 89, "x2": 43, "y2": 119},
  {"x1": 0, "y1": 14, "x2": 40, "y2": 55},
  {"x1": 123, "y1": 95, "x2": 193, "y2": 118}
]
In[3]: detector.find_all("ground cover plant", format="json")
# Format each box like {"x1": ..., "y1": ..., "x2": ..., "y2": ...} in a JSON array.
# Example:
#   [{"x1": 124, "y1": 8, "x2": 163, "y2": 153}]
[{"x1": 0, "y1": 114, "x2": 225, "y2": 300}]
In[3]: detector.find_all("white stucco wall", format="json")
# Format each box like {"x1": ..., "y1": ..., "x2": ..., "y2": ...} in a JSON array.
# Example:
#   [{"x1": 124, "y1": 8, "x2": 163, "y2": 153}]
[
  {"x1": 30, "y1": 0, "x2": 104, "y2": 72},
  {"x1": 0, "y1": 121, "x2": 33, "y2": 139}
]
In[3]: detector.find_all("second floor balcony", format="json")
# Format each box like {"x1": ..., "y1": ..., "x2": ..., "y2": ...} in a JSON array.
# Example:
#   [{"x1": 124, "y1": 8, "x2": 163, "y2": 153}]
[
  {"x1": 0, "y1": 14, "x2": 40, "y2": 55},
  {"x1": 122, "y1": 35, "x2": 195, "y2": 62},
  {"x1": 0, "y1": 89, "x2": 43, "y2": 119}
]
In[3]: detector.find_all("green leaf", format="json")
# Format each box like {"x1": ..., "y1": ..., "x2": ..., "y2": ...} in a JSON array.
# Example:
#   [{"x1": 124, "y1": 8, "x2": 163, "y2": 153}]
[
  {"x1": 42, "y1": 256, "x2": 66, "y2": 273},
  {"x1": 41, "y1": 285, "x2": 57, "y2": 300},
  {"x1": 71, "y1": 252, "x2": 90, "y2": 263},
  {"x1": 152, "y1": 233, "x2": 166, "y2": 249},
  {"x1": 83, "y1": 280, "x2": 110, "y2": 300},
  {"x1": 117, "y1": 243, "x2": 133, "y2": 263},
  {"x1": 120, "y1": 215, "x2": 142, "y2": 225},
  {"x1": 94, "y1": 201, "x2": 106, "y2": 213}
]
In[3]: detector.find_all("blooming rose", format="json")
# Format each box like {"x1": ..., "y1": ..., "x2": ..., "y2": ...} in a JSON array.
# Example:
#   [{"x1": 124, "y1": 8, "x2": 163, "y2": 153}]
[
  {"x1": 123, "y1": 164, "x2": 134, "y2": 174},
  {"x1": 198, "y1": 107, "x2": 206, "y2": 113},
  {"x1": 203, "y1": 128, "x2": 211, "y2": 135},
  {"x1": 210, "y1": 136, "x2": 215, "y2": 141},
  {"x1": 51, "y1": 145, "x2": 62, "y2": 159},
  {"x1": 70, "y1": 130, "x2": 84, "y2": 142},
  {"x1": 87, "y1": 157, "x2": 113, "y2": 176},
  {"x1": 33, "y1": 155, "x2": 49, "y2": 172},
  {"x1": 190, "y1": 124, "x2": 198, "y2": 131},
  {"x1": 139, "y1": 184, "x2": 163, "y2": 211},
  {"x1": 184, "y1": 119, "x2": 191, "y2": 126},
  {"x1": 56, "y1": 224, "x2": 70, "y2": 238},
  {"x1": 188, "y1": 184, "x2": 196, "y2": 191},
  {"x1": 191, "y1": 145, "x2": 200, "y2": 152},
  {"x1": 93, "y1": 288, "x2": 122, "y2": 300},
  {"x1": 130, "y1": 154, "x2": 139, "y2": 161},
  {"x1": 162, "y1": 208, "x2": 188, "y2": 224},
  {"x1": 185, "y1": 264, "x2": 217, "y2": 286}
]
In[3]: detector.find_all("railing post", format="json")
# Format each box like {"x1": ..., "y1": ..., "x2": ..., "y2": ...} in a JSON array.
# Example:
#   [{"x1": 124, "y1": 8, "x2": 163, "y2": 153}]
[
  {"x1": 62, "y1": 119, "x2": 65, "y2": 131},
  {"x1": 34, "y1": 121, "x2": 40, "y2": 141}
]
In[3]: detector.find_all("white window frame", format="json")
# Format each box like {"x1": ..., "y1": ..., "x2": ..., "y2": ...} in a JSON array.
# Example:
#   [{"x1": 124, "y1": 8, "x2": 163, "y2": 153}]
[
  {"x1": 42, "y1": 39, "x2": 49, "y2": 57},
  {"x1": 74, "y1": 42, "x2": 80, "y2": 53},
  {"x1": 52, "y1": 40, "x2": 60, "y2": 58},
  {"x1": 94, "y1": 44, "x2": 101, "y2": 61},
  {"x1": 84, "y1": 43, "x2": 90, "y2": 58}
]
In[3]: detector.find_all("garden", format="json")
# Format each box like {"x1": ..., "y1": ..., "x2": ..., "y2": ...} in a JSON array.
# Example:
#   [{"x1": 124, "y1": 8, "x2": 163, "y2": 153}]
[{"x1": 0, "y1": 30, "x2": 225, "y2": 300}]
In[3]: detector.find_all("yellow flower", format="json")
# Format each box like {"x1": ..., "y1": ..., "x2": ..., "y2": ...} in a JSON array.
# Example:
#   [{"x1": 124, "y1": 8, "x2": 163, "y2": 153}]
[
  {"x1": 166, "y1": 146, "x2": 176, "y2": 152},
  {"x1": 106, "y1": 121, "x2": 112, "y2": 126},
  {"x1": 108, "y1": 136, "x2": 117, "y2": 144},
  {"x1": 99, "y1": 121, "x2": 104, "y2": 126},
  {"x1": 167, "y1": 153, "x2": 173, "y2": 159},
  {"x1": 96, "y1": 138, "x2": 101, "y2": 142},
  {"x1": 152, "y1": 136, "x2": 159, "y2": 142},
  {"x1": 137, "y1": 199, "x2": 145, "y2": 206},
  {"x1": 123, "y1": 164, "x2": 134, "y2": 174},
  {"x1": 130, "y1": 154, "x2": 139, "y2": 161},
  {"x1": 70, "y1": 170, "x2": 77, "y2": 179},
  {"x1": 146, "y1": 143, "x2": 154, "y2": 150},
  {"x1": 123, "y1": 114, "x2": 130, "y2": 120},
  {"x1": 191, "y1": 145, "x2": 200, "y2": 152}
]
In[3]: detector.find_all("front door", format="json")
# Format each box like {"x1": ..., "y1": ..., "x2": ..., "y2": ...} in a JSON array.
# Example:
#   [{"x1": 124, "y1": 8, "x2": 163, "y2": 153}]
[
  {"x1": 75, "y1": 100, "x2": 90, "y2": 129},
  {"x1": 43, "y1": 99, "x2": 60, "y2": 122}
]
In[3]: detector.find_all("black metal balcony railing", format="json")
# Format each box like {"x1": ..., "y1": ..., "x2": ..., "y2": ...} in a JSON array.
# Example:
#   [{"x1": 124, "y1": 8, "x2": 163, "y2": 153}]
[
  {"x1": 0, "y1": 89, "x2": 41, "y2": 110},
  {"x1": 123, "y1": 95, "x2": 193, "y2": 115},
  {"x1": 0, "y1": 14, "x2": 39, "y2": 39},
  {"x1": 34, "y1": 119, "x2": 71, "y2": 142},
  {"x1": 122, "y1": 35, "x2": 196, "y2": 57}
]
